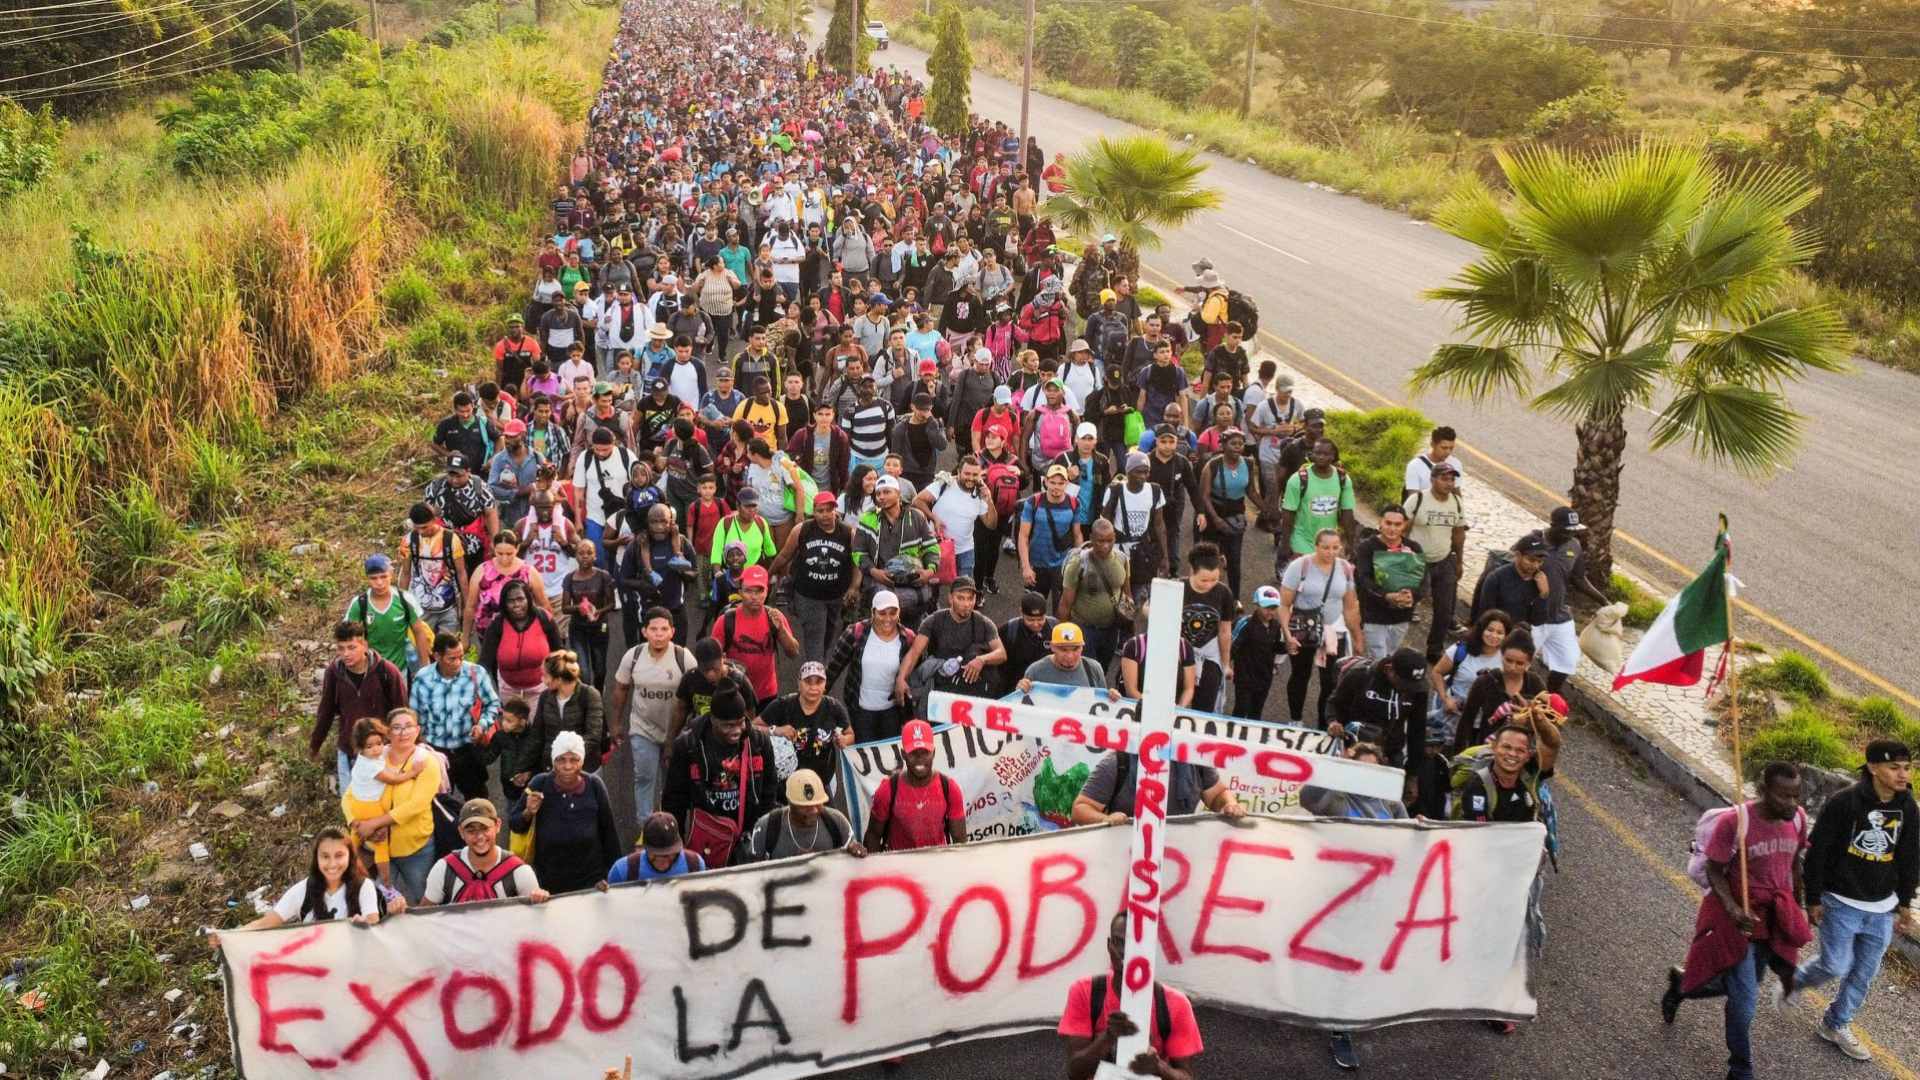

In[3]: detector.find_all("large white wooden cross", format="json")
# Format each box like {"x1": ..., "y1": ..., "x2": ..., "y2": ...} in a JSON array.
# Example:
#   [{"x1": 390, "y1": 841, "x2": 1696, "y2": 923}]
[{"x1": 929, "y1": 577, "x2": 1404, "y2": 1076}]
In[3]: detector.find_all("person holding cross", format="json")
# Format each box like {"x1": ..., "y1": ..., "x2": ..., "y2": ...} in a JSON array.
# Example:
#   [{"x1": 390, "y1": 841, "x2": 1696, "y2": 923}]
[{"x1": 1059, "y1": 911, "x2": 1203, "y2": 1080}]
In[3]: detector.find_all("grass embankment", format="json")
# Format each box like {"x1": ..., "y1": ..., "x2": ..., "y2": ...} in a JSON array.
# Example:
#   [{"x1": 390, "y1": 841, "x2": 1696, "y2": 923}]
[
  {"x1": 0, "y1": 9, "x2": 611, "y2": 1074},
  {"x1": 1733, "y1": 652, "x2": 1920, "y2": 780}
]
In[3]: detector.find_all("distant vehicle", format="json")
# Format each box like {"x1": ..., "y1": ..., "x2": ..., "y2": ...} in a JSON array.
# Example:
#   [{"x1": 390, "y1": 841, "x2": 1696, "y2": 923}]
[{"x1": 865, "y1": 20, "x2": 888, "y2": 48}]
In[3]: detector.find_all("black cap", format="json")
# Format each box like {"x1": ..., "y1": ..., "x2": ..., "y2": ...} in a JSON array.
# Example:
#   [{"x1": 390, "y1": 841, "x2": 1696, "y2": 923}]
[
  {"x1": 1020, "y1": 591, "x2": 1048, "y2": 616},
  {"x1": 1302, "y1": 408, "x2": 1326, "y2": 422},
  {"x1": 1550, "y1": 506, "x2": 1587, "y2": 532},
  {"x1": 446, "y1": 453, "x2": 469, "y2": 472},
  {"x1": 949, "y1": 575, "x2": 978, "y2": 595},
  {"x1": 1153, "y1": 423, "x2": 1178, "y2": 438},
  {"x1": 1388, "y1": 647, "x2": 1427, "y2": 686},
  {"x1": 1865, "y1": 739, "x2": 1912, "y2": 765},
  {"x1": 692, "y1": 638, "x2": 724, "y2": 665},
  {"x1": 591, "y1": 427, "x2": 616, "y2": 445},
  {"x1": 1514, "y1": 532, "x2": 1549, "y2": 556}
]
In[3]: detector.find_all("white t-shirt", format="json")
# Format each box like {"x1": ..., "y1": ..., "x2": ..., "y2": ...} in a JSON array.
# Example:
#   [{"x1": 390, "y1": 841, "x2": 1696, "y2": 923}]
[
  {"x1": 1106, "y1": 482, "x2": 1165, "y2": 550},
  {"x1": 272, "y1": 878, "x2": 380, "y2": 923},
  {"x1": 1404, "y1": 488, "x2": 1469, "y2": 564},
  {"x1": 924, "y1": 480, "x2": 988, "y2": 554},
  {"x1": 859, "y1": 630, "x2": 903, "y2": 711},
  {"x1": 770, "y1": 234, "x2": 806, "y2": 284},
  {"x1": 422, "y1": 847, "x2": 542, "y2": 904},
  {"x1": 616, "y1": 643, "x2": 692, "y2": 744},
  {"x1": 572, "y1": 447, "x2": 634, "y2": 527},
  {"x1": 1020, "y1": 385, "x2": 1082, "y2": 414},
  {"x1": 667, "y1": 359, "x2": 703, "y2": 405},
  {"x1": 1061, "y1": 362, "x2": 1102, "y2": 403},
  {"x1": 1403, "y1": 452, "x2": 1464, "y2": 494},
  {"x1": 1253, "y1": 394, "x2": 1304, "y2": 460},
  {"x1": 348, "y1": 753, "x2": 388, "y2": 802}
]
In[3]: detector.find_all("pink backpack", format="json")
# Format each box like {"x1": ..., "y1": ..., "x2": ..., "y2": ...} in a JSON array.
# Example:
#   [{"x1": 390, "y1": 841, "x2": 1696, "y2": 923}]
[
  {"x1": 1686, "y1": 801, "x2": 1805, "y2": 890},
  {"x1": 1035, "y1": 405, "x2": 1073, "y2": 459}
]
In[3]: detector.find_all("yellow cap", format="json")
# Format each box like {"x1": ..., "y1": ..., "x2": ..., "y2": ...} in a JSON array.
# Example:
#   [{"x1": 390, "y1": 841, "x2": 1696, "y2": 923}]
[{"x1": 1051, "y1": 622, "x2": 1084, "y2": 646}]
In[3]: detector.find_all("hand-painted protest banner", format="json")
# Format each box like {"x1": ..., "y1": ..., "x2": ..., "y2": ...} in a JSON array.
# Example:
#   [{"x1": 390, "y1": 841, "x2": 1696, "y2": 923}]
[
  {"x1": 837, "y1": 684, "x2": 1348, "y2": 841},
  {"x1": 219, "y1": 816, "x2": 1542, "y2": 1080}
]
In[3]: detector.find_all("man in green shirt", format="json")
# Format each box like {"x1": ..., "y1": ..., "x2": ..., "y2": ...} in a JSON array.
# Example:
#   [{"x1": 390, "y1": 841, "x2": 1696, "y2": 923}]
[
  {"x1": 1278, "y1": 437, "x2": 1357, "y2": 561},
  {"x1": 346, "y1": 554, "x2": 434, "y2": 676},
  {"x1": 1057, "y1": 520, "x2": 1131, "y2": 669}
]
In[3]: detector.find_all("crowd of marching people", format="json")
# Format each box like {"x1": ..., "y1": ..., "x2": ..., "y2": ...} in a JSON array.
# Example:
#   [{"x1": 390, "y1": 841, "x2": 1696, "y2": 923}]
[{"x1": 216, "y1": 2, "x2": 1918, "y2": 1076}]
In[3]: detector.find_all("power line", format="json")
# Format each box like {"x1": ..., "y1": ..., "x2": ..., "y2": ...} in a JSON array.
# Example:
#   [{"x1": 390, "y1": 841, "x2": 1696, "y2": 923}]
[
  {"x1": 0, "y1": 0, "x2": 276, "y2": 86},
  {"x1": 1441, "y1": 0, "x2": 1920, "y2": 39},
  {"x1": 0, "y1": 0, "x2": 267, "y2": 47}
]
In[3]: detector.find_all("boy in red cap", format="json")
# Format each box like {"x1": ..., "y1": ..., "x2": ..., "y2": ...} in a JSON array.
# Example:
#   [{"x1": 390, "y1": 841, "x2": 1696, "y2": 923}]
[
  {"x1": 862, "y1": 719, "x2": 966, "y2": 851},
  {"x1": 712, "y1": 564, "x2": 798, "y2": 708}
]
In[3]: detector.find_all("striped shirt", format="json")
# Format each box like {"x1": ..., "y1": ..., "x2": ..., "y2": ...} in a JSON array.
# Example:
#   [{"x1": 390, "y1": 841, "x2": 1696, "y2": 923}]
[{"x1": 845, "y1": 399, "x2": 895, "y2": 457}]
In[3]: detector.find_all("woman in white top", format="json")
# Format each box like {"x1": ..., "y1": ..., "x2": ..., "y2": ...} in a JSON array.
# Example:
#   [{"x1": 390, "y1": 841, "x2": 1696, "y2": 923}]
[
  {"x1": 1427, "y1": 609, "x2": 1514, "y2": 744},
  {"x1": 1278, "y1": 528, "x2": 1364, "y2": 727},
  {"x1": 209, "y1": 826, "x2": 381, "y2": 951}
]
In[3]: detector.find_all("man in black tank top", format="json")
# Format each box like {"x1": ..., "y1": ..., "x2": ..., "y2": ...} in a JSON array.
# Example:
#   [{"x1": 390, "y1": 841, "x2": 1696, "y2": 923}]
[{"x1": 771, "y1": 492, "x2": 860, "y2": 660}]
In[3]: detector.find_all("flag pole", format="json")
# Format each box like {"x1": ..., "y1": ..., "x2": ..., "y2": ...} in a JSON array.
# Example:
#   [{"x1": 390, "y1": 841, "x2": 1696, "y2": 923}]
[{"x1": 1720, "y1": 514, "x2": 1748, "y2": 913}]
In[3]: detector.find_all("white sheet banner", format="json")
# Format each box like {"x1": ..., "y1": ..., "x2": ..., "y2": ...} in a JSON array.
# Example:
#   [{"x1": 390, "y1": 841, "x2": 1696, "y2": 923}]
[
  {"x1": 219, "y1": 816, "x2": 1542, "y2": 1079},
  {"x1": 839, "y1": 684, "x2": 1351, "y2": 840}
]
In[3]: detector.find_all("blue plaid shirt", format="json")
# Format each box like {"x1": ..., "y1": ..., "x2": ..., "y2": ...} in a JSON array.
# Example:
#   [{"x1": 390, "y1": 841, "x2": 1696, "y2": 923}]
[{"x1": 409, "y1": 660, "x2": 501, "y2": 750}]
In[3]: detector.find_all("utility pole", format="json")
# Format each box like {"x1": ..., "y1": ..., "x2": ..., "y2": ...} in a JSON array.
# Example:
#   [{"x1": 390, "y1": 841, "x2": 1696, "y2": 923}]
[
  {"x1": 366, "y1": 0, "x2": 382, "y2": 72},
  {"x1": 495, "y1": 0, "x2": 503, "y2": 33},
  {"x1": 1240, "y1": 0, "x2": 1256, "y2": 119},
  {"x1": 534, "y1": 0, "x2": 543, "y2": 25},
  {"x1": 849, "y1": 0, "x2": 858, "y2": 74},
  {"x1": 1017, "y1": 0, "x2": 1034, "y2": 181},
  {"x1": 287, "y1": 0, "x2": 304, "y2": 73}
]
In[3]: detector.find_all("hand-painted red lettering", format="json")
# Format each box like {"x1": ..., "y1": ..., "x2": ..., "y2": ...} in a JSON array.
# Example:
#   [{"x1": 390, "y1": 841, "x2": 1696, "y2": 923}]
[
  {"x1": 440, "y1": 972, "x2": 512, "y2": 1051},
  {"x1": 932, "y1": 885, "x2": 1013, "y2": 994},
  {"x1": 1137, "y1": 731, "x2": 1170, "y2": 776},
  {"x1": 1192, "y1": 839, "x2": 1293, "y2": 962},
  {"x1": 1187, "y1": 740, "x2": 1245, "y2": 770},
  {"x1": 1380, "y1": 840, "x2": 1457, "y2": 971},
  {"x1": 985, "y1": 704, "x2": 1018, "y2": 735},
  {"x1": 841, "y1": 876, "x2": 930, "y2": 1023},
  {"x1": 1156, "y1": 848, "x2": 1192, "y2": 965},
  {"x1": 1123, "y1": 954, "x2": 1153, "y2": 993},
  {"x1": 1092, "y1": 724, "x2": 1131, "y2": 754},
  {"x1": 513, "y1": 942, "x2": 577, "y2": 1050},
  {"x1": 1050, "y1": 717, "x2": 1086, "y2": 743},
  {"x1": 248, "y1": 929, "x2": 337, "y2": 1067},
  {"x1": 1253, "y1": 749, "x2": 1313, "y2": 785},
  {"x1": 577, "y1": 944, "x2": 641, "y2": 1033},
  {"x1": 1132, "y1": 775, "x2": 1167, "y2": 824},
  {"x1": 1288, "y1": 849, "x2": 1395, "y2": 973},
  {"x1": 342, "y1": 976, "x2": 436, "y2": 1080},
  {"x1": 1018, "y1": 853, "x2": 1097, "y2": 979}
]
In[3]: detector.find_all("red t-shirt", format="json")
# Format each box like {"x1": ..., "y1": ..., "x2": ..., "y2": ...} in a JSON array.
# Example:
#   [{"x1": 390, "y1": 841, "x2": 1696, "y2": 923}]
[
  {"x1": 719, "y1": 605, "x2": 782, "y2": 701},
  {"x1": 1056, "y1": 977, "x2": 1204, "y2": 1061},
  {"x1": 1707, "y1": 802, "x2": 1807, "y2": 899},
  {"x1": 972, "y1": 406, "x2": 1020, "y2": 449},
  {"x1": 871, "y1": 773, "x2": 964, "y2": 850}
]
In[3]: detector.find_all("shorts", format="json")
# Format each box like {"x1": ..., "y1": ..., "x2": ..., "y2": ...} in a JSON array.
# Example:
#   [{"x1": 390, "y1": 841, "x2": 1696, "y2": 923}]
[{"x1": 1534, "y1": 619, "x2": 1579, "y2": 675}]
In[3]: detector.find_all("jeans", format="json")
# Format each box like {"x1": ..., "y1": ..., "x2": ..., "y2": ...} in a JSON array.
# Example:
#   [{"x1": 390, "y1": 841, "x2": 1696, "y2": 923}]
[
  {"x1": 953, "y1": 548, "x2": 976, "y2": 583},
  {"x1": 570, "y1": 620, "x2": 610, "y2": 691},
  {"x1": 629, "y1": 733, "x2": 665, "y2": 818},
  {"x1": 851, "y1": 452, "x2": 887, "y2": 473},
  {"x1": 585, "y1": 519, "x2": 615, "y2": 572},
  {"x1": 1679, "y1": 940, "x2": 1767, "y2": 1080},
  {"x1": 792, "y1": 591, "x2": 846, "y2": 663},
  {"x1": 1797, "y1": 894, "x2": 1896, "y2": 1029},
  {"x1": 1363, "y1": 622, "x2": 1409, "y2": 660},
  {"x1": 1423, "y1": 556, "x2": 1462, "y2": 659},
  {"x1": 1286, "y1": 636, "x2": 1349, "y2": 726},
  {"x1": 389, "y1": 844, "x2": 437, "y2": 905},
  {"x1": 336, "y1": 749, "x2": 353, "y2": 795}
]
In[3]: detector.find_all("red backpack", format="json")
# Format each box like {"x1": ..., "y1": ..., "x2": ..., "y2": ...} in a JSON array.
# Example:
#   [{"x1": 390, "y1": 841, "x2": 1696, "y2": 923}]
[
  {"x1": 438, "y1": 851, "x2": 525, "y2": 904},
  {"x1": 985, "y1": 461, "x2": 1022, "y2": 517}
]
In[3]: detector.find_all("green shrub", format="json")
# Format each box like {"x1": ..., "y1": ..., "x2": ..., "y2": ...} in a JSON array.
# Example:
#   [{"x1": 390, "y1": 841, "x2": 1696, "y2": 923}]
[
  {"x1": 1137, "y1": 283, "x2": 1170, "y2": 308},
  {"x1": 1147, "y1": 51, "x2": 1212, "y2": 109},
  {"x1": 1606, "y1": 573, "x2": 1664, "y2": 630},
  {"x1": 183, "y1": 430, "x2": 245, "y2": 522},
  {"x1": 161, "y1": 561, "x2": 281, "y2": 643},
  {"x1": 383, "y1": 266, "x2": 438, "y2": 323},
  {"x1": 0, "y1": 795, "x2": 106, "y2": 902},
  {"x1": 157, "y1": 69, "x2": 381, "y2": 179},
  {"x1": 1745, "y1": 707, "x2": 1854, "y2": 777},
  {"x1": 88, "y1": 477, "x2": 179, "y2": 592},
  {"x1": 1851, "y1": 696, "x2": 1909, "y2": 736},
  {"x1": 1382, "y1": 22, "x2": 1605, "y2": 137},
  {"x1": 1747, "y1": 650, "x2": 1831, "y2": 702},
  {"x1": 1898, "y1": 720, "x2": 1920, "y2": 752},
  {"x1": 1322, "y1": 406, "x2": 1431, "y2": 505},
  {"x1": 1525, "y1": 86, "x2": 1629, "y2": 149},
  {"x1": 0, "y1": 100, "x2": 65, "y2": 202}
]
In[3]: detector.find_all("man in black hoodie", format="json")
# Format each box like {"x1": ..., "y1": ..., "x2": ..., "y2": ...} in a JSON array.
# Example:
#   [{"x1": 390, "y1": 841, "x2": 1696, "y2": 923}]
[
  {"x1": 1786, "y1": 739, "x2": 1917, "y2": 1061},
  {"x1": 1328, "y1": 647, "x2": 1429, "y2": 783},
  {"x1": 661, "y1": 684, "x2": 781, "y2": 867}
]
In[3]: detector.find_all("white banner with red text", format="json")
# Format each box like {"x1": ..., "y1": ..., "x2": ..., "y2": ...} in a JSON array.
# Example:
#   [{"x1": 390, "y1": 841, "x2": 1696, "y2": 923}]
[
  {"x1": 837, "y1": 684, "x2": 1352, "y2": 840},
  {"x1": 219, "y1": 815, "x2": 1541, "y2": 1080}
]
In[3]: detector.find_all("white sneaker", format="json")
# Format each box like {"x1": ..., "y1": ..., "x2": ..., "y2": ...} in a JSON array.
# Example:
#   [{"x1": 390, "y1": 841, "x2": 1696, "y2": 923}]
[
  {"x1": 1820, "y1": 1024, "x2": 1872, "y2": 1062},
  {"x1": 1764, "y1": 977, "x2": 1785, "y2": 1012}
]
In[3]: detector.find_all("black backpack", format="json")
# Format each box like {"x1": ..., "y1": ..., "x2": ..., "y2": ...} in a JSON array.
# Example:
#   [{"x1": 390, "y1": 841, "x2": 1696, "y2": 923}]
[
  {"x1": 1226, "y1": 289, "x2": 1259, "y2": 337},
  {"x1": 1087, "y1": 974, "x2": 1173, "y2": 1058}
]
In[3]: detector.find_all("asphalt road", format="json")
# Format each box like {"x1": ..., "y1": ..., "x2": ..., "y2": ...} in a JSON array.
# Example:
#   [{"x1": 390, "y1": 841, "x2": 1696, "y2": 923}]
[
  {"x1": 829, "y1": 18, "x2": 1920, "y2": 707},
  {"x1": 590, "y1": 493, "x2": 1920, "y2": 1080}
]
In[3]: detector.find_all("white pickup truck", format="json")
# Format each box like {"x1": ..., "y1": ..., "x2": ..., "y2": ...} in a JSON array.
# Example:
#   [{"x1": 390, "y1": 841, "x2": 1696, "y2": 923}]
[{"x1": 864, "y1": 20, "x2": 889, "y2": 49}]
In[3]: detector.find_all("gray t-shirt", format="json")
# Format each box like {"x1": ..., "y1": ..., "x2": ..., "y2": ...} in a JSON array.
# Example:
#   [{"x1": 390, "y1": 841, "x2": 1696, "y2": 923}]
[
  {"x1": 1281, "y1": 555, "x2": 1354, "y2": 629},
  {"x1": 1080, "y1": 750, "x2": 1218, "y2": 817},
  {"x1": 1024, "y1": 655, "x2": 1107, "y2": 689},
  {"x1": 745, "y1": 806, "x2": 855, "y2": 861}
]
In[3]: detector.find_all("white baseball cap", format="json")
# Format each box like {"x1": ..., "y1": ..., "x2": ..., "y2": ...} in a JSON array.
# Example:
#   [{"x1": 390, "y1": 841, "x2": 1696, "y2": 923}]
[{"x1": 872, "y1": 590, "x2": 900, "y2": 611}]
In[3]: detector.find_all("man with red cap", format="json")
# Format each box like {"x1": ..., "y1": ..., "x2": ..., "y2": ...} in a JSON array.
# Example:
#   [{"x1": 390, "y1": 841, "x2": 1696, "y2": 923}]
[
  {"x1": 712, "y1": 564, "x2": 799, "y2": 708},
  {"x1": 862, "y1": 719, "x2": 967, "y2": 852}
]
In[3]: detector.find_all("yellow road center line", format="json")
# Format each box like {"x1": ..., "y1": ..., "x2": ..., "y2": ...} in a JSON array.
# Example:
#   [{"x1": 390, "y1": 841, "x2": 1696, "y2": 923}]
[
  {"x1": 1556, "y1": 774, "x2": 1918, "y2": 1080},
  {"x1": 1133, "y1": 261, "x2": 1917, "y2": 709}
]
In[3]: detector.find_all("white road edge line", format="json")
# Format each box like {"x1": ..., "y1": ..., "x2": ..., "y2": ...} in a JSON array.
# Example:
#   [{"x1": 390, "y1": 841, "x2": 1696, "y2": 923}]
[{"x1": 1216, "y1": 223, "x2": 1311, "y2": 265}]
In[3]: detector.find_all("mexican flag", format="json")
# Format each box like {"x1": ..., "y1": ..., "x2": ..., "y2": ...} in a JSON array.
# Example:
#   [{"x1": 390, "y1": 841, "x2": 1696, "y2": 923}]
[{"x1": 1611, "y1": 538, "x2": 1732, "y2": 691}]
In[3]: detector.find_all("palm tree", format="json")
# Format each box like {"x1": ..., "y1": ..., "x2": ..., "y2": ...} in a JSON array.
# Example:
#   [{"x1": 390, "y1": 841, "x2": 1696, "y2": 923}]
[
  {"x1": 1413, "y1": 140, "x2": 1849, "y2": 583},
  {"x1": 1038, "y1": 135, "x2": 1222, "y2": 275}
]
